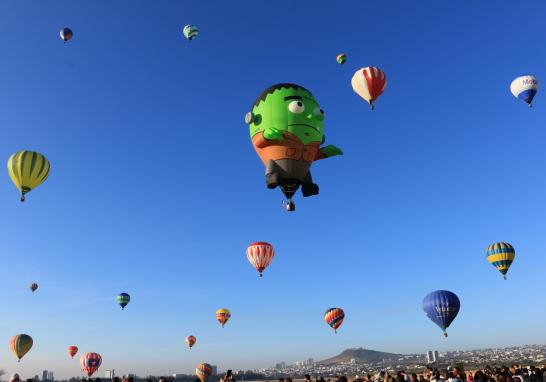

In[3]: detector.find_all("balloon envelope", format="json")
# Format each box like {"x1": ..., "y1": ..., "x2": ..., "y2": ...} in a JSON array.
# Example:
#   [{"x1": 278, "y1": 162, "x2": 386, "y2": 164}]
[
  {"x1": 196, "y1": 363, "x2": 212, "y2": 382},
  {"x1": 336, "y1": 53, "x2": 347, "y2": 65},
  {"x1": 185, "y1": 335, "x2": 196, "y2": 349},
  {"x1": 183, "y1": 25, "x2": 198, "y2": 41},
  {"x1": 324, "y1": 307, "x2": 345, "y2": 333},
  {"x1": 215, "y1": 308, "x2": 231, "y2": 327},
  {"x1": 422, "y1": 290, "x2": 460, "y2": 336},
  {"x1": 60, "y1": 28, "x2": 73, "y2": 42},
  {"x1": 246, "y1": 242, "x2": 275, "y2": 276},
  {"x1": 351, "y1": 67, "x2": 387, "y2": 109},
  {"x1": 29, "y1": 283, "x2": 38, "y2": 292},
  {"x1": 486, "y1": 242, "x2": 515, "y2": 279},
  {"x1": 117, "y1": 292, "x2": 130, "y2": 309},
  {"x1": 510, "y1": 75, "x2": 539, "y2": 106},
  {"x1": 68, "y1": 346, "x2": 78, "y2": 358},
  {"x1": 80, "y1": 352, "x2": 102, "y2": 377},
  {"x1": 7, "y1": 150, "x2": 50, "y2": 202},
  {"x1": 10, "y1": 334, "x2": 33, "y2": 361}
]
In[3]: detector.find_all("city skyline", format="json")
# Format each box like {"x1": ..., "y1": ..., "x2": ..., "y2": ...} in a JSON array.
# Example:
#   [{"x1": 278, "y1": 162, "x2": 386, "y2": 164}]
[{"x1": 1, "y1": 0, "x2": 546, "y2": 379}]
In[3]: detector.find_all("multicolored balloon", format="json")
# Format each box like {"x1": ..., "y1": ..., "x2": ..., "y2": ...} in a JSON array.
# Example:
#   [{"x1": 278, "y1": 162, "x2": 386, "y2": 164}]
[
  {"x1": 511, "y1": 75, "x2": 539, "y2": 107},
  {"x1": 246, "y1": 242, "x2": 275, "y2": 277},
  {"x1": 60, "y1": 28, "x2": 73, "y2": 42},
  {"x1": 116, "y1": 292, "x2": 130, "y2": 310},
  {"x1": 7, "y1": 150, "x2": 50, "y2": 202},
  {"x1": 68, "y1": 345, "x2": 78, "y2": 358},
  {"x1": 196, "y1": 363, "x2": 212, "y2": 382},
  {"x1": 422, "y1": 290, "x2": 460, "y2": 337},
  {"x1": 29, "y1": 283, "x2": 38, "y2": 293},
  {"x1": 9, "y1": 334, "x2": 33, "y2": 361},
  {"x1": 324, "y1": 307, "x2": 345, "y2": 333},
  {"x1": 183, "y1": 25, "x2": 198, "y2": 41},
  {"x1": 336, "y1": 53, "x2": 347, "y2": 65},
  {"x1": 215, "y1": 308, "x2": 231, "y2": 327},
  {"x1": 351, "y1": 67, "x2": 387, "y2": 110},
  {"x1": 486, "y1": 242, "x2": 515, "y2": 279},
  {"x1": 80, "y1": 352, "x2": 102, "y2": 377},
  {"x1": 185, "y1": 335, "x2": 196, "y2": 349}
]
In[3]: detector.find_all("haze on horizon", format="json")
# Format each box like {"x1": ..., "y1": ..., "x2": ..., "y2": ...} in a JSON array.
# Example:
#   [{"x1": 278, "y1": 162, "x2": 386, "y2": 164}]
[{"x1": 1, "y1": 0, "x2": 546, "y2": 379}]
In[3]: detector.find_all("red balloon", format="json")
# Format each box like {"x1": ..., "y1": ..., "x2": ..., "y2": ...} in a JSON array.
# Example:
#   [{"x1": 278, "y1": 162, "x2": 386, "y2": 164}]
[
  {"x1": 246, "y1": 242, "x2": 275, "y2": 277},
  {"x1": 68, "y1": 346, "x2": 78, "y2": 358}
]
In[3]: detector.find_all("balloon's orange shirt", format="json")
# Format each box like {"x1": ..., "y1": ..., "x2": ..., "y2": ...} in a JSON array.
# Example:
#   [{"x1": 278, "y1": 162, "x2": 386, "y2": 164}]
[{"x1": 252, "y1": 132, "x2": 325, "y2": 165}]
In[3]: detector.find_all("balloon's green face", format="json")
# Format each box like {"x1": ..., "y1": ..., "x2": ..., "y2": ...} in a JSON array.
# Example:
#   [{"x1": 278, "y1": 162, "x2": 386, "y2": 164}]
[{"x1": 249, "y1": 86, "x2": 325, "y2": 145}]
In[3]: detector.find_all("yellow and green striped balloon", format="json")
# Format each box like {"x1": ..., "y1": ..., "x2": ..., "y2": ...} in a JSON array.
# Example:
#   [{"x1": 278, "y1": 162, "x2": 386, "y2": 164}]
[
  {"x1": 486, "y1": 242, "x2": 515, "y2": 279},
  {"x1": 7, "y1": 150, "x2": 50, "y2": 202}
]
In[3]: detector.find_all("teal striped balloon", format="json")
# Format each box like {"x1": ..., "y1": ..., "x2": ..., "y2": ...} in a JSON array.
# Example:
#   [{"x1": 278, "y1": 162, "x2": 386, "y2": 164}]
[
  {"x1": 183, "y1": 25, "x2": 198, "y2": 41},
  {"x1": 116, "y1": 292, "x2": 130, "y2": 310}
]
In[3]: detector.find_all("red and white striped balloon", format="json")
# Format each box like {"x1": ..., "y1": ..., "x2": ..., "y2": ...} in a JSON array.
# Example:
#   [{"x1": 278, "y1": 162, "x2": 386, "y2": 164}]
[
  {"x1": 80, "y1": 352, "x2": 102, "y2": 377},
  {"x1": 351, "y1": 66, "x2": 387, "y2": 110},
  {"x1": 246, "y1": 242, "x2": 275, "y2": 277}
]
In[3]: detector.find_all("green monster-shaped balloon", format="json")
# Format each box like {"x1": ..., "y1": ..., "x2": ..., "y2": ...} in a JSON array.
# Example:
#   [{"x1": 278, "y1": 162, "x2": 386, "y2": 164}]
[{"x1": 245, "y1": 83, "x2": 342, "y2": 211}]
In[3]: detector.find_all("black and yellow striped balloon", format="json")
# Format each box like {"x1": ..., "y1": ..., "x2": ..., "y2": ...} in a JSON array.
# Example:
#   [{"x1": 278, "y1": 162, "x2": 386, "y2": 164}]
[{"x1": 7, "y1": 150, "x2": 50, "y2": 202}]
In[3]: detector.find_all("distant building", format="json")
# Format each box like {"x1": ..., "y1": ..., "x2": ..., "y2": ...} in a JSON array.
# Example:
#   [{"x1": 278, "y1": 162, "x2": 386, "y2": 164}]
[
  {"x1": 211, "y1": 366, "x2": 218, "y2": 376},
  {"x1": 426, "y1": 350, "x2": 439, "y2": 364},
  {"x1": 307, "y1": 358, "x2": 314, "y2": 365},
  {"x1": 48, "y1": 372, "x2": 54, "y2": 381},
  {"x1": 173, "y1": 374, "x2": 186, "y2": 380},
  {"x1": 275, "y1": 363, "x2": 286, "y2": 370},
  {"x1": 42, "y1": 371, "x2": 48, "y2": 382},
  {"x1": 350, "y1": 358, "x2": 357, "y2": 365}
]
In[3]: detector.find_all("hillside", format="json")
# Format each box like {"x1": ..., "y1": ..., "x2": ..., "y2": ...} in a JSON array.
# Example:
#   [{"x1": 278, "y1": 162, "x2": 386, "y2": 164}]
[{"x1": 319, "y1": 348, "x2": 401, "y2": 365}]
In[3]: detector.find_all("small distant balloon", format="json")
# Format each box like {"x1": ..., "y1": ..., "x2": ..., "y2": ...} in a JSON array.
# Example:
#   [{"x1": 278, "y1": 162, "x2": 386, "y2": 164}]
[
  {"x1": 324, "y1": 307, "x2": 345, "y2": 333},
  {"x1": 60, "y1": 28, "x2": 73, "y2": 42},
  {"x1": 336, "y1": 53, "x2": 347, "y2": 65},
  {"x1": 68, "y1": 345, "x2": 78, "y2": 358},
  {"x1": 80, "y1": 352, "x2": 102, "y2": 377},
  {"x1": 196, "y1": 363, "x2": 212, "y2": 382},
  {"x1": 246, "y1": 242, "x2": 275, "y2": 277},
  {"x1": 183, "y1": 25, "x2": 198, "y2": 41},
  {"x1": 117, "y1": 292, "x2": 130, "y2": 310},
  {"x1": 422, "y1": 290, "x2": 460, "y2": 337},
  {"x1": 215, "y1": 308, "x2": 231, "y2": 327},
  {"x1": 511, "y1": 75, "x2": 539, "y2": 107},
  {"x1": 7, "y1": 150, "x2": 50, "y2": 202},
  {"x1": 351, "y1": 66, "x2": 387, "y2": 110},
  {"x1": 486, "y1": 242, "x2": 515, "y2": 279},
  {"x1": 29, "y1": 283, "x2": 38, "y2": 293},
  {"x1": 10, "y1": 334, "x2": 33, "y2": 361},
  {"x1": 185, "y1": 335, "x2": 196, "y2": 349}
]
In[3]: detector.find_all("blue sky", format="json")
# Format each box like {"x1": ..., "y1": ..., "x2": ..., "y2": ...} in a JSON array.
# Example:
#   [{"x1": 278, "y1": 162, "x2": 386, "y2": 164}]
[{"x1": 1, "y1": 0, "x2": 546, "y2": 378}]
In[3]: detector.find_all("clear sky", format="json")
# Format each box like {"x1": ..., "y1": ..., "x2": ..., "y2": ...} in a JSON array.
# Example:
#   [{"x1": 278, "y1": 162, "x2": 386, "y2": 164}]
[{"x1": 1, "y1": 0, "x2": 546, "y2": 379}]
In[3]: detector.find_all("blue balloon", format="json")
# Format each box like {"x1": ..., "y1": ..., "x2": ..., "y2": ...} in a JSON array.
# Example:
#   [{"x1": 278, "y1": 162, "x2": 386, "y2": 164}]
[{"x1": 422, "y1": 290, "x2": 460, "y2": 337}]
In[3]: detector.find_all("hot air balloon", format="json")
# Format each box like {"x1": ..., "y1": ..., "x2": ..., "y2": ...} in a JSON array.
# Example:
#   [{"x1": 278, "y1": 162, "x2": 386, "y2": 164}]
[
  {"x1": 196, "y1": 363, "x2": 212, "y2": 382},
  {"x1": 183, "y1": 25, "x2": 198, "y2": 41},
  {"x1": 246, "y1": 242, "x2": 275, "y2": 277},
  {"x1": 68, "y1": 345, "x2": 78, "y2": 358},
  {"x1": 29, "y1": 283, "x2": 38, "y2": 293},
  {"x1": 117, "y1": 292, "x2": 130, "y2": 310},
  {"x1": 215, "y1": 308, "x2": 231, "y2": 327},
  {"x1": 486, "y1": 242, "x2": 515, "y2": 279},
  {"x1": 336, "y1": 53, "x2": 347, "y2": 65},
  {"x1": 511, "y1": 75, "x2": 539, "y2": 107},
  {"x1": 351, "y1": 67, "x2": 387, "y2": 110},
  {"x1": 422, "y1": 290, "x2": 460, "y2": 337},
  {"x1": 60, "y1": 28, "x2": 73, "y2": 42},
  {"x1": 7, "y1": 150, "x2": 50, "y2": 202},
  {"x1": 80, "y1": 352, "x2": 102, "y2": 377},
  {"x1": 324, "y1": 307, "x2": 345, "y2": 333},
  {"x1": 185, "y1": 335, "x2": 196, "y2": 349},
  {"x1": 9, "y1": 334, "x2": 33, "y2": 362},
  {"x1": 245, "y1": 83, "x2": 343, "y2": 211}
]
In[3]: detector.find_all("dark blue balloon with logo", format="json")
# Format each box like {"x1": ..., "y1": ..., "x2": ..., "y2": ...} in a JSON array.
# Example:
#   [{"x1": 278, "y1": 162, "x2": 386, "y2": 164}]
[{"x1": 422, "y1": 290, "x2": 460, "y2": 337}]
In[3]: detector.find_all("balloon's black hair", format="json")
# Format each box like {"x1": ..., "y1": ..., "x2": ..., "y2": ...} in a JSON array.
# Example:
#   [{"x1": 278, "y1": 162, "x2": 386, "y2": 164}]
[{"x1": 253, "y1": 83, "x2": 312, "y2": 107}]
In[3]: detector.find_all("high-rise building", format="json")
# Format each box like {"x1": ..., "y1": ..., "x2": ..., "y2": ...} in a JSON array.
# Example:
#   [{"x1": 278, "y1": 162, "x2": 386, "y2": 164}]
[
  {"x1": 48, "y1": 371, "x2": 54, "y2": 381},
  {"x1": 426, "y1": 350, "x2": 438, "y2": 364},
  {"x1": 42, "y1": 371, "x2": 48, "y2": 382},
  {"x1": 211, "y1": 366, "x2": 218, "y2": 376},
  {"x1": 307, "y1": 358, "x2": 314, "y2": 365},
  {"x1": 275, "y1": 363, "x2": 286, "y2": 370}
]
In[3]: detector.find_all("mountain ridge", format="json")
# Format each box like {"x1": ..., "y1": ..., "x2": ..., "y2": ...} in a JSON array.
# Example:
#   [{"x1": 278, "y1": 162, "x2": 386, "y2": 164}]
[{"x1": 319, "y1": 348, "x2": 401, "y2": 365}]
